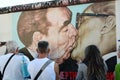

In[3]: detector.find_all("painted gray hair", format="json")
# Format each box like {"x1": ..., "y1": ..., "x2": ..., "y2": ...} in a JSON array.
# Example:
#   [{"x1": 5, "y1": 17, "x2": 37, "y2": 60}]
[{"x1": 6, "y1": 40, "x2": 19, "y2": 53}]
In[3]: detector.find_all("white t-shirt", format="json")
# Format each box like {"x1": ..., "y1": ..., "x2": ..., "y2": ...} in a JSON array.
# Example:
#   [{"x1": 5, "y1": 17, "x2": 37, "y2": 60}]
[
  {"x1": 28, "y1": 58, "x2": 55, "y2": 80},
  {"x1": 0, "y1": 53, "x2": 30, "y2": 80}
]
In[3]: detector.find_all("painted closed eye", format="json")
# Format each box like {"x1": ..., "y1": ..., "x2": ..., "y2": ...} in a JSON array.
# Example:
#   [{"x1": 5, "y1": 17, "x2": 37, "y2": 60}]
[
  {"x1": 64, "y1": 20, "x2": 71, "y2": 26},
  {"x1": 63, "y1": 27, "x2": 68, "y2": 32}
]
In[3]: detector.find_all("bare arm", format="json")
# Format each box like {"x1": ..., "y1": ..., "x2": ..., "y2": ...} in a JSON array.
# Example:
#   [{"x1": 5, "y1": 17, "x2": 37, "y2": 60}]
[{"x1": 54, "y1": 62, "x2": 60, "y2": 80}]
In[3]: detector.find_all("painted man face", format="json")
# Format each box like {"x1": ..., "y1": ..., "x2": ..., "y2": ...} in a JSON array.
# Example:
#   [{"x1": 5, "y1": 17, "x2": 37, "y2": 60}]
[
  {"x1": 44, "y1": 7, "x2": 77, "y2": 63},
  {"x1": 71, "y1": 8, "x2": 116, "y2": 62}
]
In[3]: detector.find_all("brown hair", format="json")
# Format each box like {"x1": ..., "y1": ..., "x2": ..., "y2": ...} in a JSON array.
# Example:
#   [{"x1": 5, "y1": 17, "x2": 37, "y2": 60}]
[
  {"x1": 17, "y1": 9, "x2": 51, "y2": 47},
  {"x1": 85, "y1": 1, "x2": 115, "y2": 15}
]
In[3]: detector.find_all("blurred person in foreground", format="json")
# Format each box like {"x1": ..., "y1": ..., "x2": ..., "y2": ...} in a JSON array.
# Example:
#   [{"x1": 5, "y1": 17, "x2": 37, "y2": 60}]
[{"x1": 0, "y1": 40, "x2": 30, "y2": 80}]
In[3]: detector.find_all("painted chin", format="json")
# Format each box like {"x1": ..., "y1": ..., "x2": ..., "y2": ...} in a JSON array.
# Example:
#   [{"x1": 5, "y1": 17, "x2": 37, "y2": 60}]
[{"x1": 49, "y1": 49, "x2": 65, "y2": 60}]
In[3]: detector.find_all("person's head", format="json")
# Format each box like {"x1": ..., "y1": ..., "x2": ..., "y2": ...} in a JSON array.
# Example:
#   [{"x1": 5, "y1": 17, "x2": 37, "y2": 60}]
[
  {"x1": 0, "y1": 42, "x2": 7, "y2": 55},
  {"x1": 36, "y1": 41, "x2": 50, "y2": 55},
  {"x1": 71, "y1": 1, "x2": 116, "y2": 61},
  {"x1": 84, "y1": 45, "x2": 101, "y2": 63},
  {"x1": 17, "y1": 7, "x2": 77, "y2": 63},
  {"x1": 83, "y1": 45, "x2": 106, "y2": 80},
  {"x1": 6, "y1": 40, "x2": 19, "y2": 54}
]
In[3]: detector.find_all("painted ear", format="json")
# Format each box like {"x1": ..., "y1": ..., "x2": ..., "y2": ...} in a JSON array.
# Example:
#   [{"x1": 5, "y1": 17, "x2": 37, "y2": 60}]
[
  {"x1": 16, "y1": 47, "x2": 19, "y2": 53},
  {"x1": 33, "y1": 31, "x2": 44, "y2": 43},
  {"x1": 101, "y1": 16, "x2": 115, "y2": 34},
  {"x1": 36, "y1": 48, "x2": 39, "y2": 53},
  {"x1": 47, "y1": 48, "x2": 50, "y2": 53}
]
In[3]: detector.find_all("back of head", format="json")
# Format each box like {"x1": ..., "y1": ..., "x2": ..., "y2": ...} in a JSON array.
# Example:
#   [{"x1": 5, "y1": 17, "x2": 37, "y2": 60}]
[
  {"x1": 6, "y1": 40, "x2": 19, "y2": 53},
  {"x1": 37, "y1": 41, "x2": 49, "y2": 54},
  {"x1": 83, "y1": 45, "x2": 106, "y2": 80},
  {"x1": 85, "y1": 45, "x2": 101, "y2": 59}
]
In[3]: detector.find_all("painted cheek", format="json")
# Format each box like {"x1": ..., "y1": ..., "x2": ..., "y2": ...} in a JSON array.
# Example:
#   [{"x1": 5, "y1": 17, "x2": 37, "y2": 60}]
[
  {"x1": 69, "y1": 25, "x2": 77, "y2": 37},
  {"x1": 68, "y1": 26, "x2": 77, "y2": 45}
]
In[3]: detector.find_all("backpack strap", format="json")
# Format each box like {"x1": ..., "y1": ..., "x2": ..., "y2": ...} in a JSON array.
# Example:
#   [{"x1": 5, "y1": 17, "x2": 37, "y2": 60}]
[
  {"x1": 2, "y1": 54, "x2": 15, "y2": 76},
  {"x1": 19, "y1": 47, "x2": 34, "y2": 61},
  {"x1": 34, "y1": 59, "x2": 53, "y2": 80}
]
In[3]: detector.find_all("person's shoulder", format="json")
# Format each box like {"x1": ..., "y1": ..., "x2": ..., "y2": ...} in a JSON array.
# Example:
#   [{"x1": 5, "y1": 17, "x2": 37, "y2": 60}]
[
  {"x1": 0, "y1": 53, "x2": 13, "y2": 61},
  {"x1": 19, "y1": 47, "x2": 26, "y2": 50},
  {"x1": 78, "y1": 63, "x2": 87, "y2": 71},
  {"x1": 0, "y1": 55, "x2": 4, "y2": 60},
  {"x1": 18, "y1": 52, "x2": 24, "y2": 55},
  {"x1": 115, "y1": 63, "x2": 120, "y2": 67},
  {"x1": 79, "y1": 62, "x2": 85, "y2": 65},
  {"x1": 16, "y1": 53, "x2": 30, "y2": 61},
  {"x1": 79, "y1": 63, "x2": 87, "y2": 67},
  {"x1": 30, "y1": 58, "x2": 39, "y2": 63},
  {"x1": 17, "y1": 53, "x2": 25, "y2": 57},
  {"x1": 2, "y1": 53, "x2": 13, "y2": 57},
  {"x1": 115, "y1": 63, "x2": 120, "y2": 72},
  {"x1": 19, "y1": 47, "x2": 27, "y2": 52},
  {"x1": 103, "y1": 51, "x2": 117, "y2": 61},
  {"x1": 28, "y1": 59, "x2": 38, "y2": 67}
]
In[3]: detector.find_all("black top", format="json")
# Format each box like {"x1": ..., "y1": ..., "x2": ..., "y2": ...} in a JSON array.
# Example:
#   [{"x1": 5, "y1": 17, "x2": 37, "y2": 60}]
[{"x1": 59, "y1": 57, "x2": 78, "y2": 80}]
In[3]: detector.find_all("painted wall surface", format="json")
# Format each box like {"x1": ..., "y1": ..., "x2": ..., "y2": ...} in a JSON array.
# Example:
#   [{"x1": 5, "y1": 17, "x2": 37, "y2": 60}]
[
  {"x1": 0, "y1": 1, "x2": 118, "y2": 80},
  {"x1": 116, "y1": 0, "x2": 120, "y2": 63}
]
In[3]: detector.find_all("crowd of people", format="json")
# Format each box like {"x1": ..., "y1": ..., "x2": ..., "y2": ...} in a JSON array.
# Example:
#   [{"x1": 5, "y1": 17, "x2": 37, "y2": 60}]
[
  {"x1": 0, "y1": 40, "x2": 108, "y2": 80},
  {"x1": 0, "y1": 1, "x2": 119, "y2": 80},
  {"x1": 0, "y1": 41, "x2": 30, "y2": 80}
]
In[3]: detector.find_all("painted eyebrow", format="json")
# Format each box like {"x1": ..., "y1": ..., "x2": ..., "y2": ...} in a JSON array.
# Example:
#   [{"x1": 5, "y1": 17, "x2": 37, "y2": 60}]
[
  {"x1": 59, "y1": 20, "x2": 71, "y2": 32},
  {"x1": 64, "y1": 20, "x2": 71, "y2": 26}
]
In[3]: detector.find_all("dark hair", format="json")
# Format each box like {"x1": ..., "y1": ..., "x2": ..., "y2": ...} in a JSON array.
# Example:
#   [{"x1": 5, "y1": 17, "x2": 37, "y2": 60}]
[
  {"x1": 37, "y1": 41, "x2": 49, "y2": 53},
  {"x1": 83, "y1": 45, "x2": 106, "y2": 80}
]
